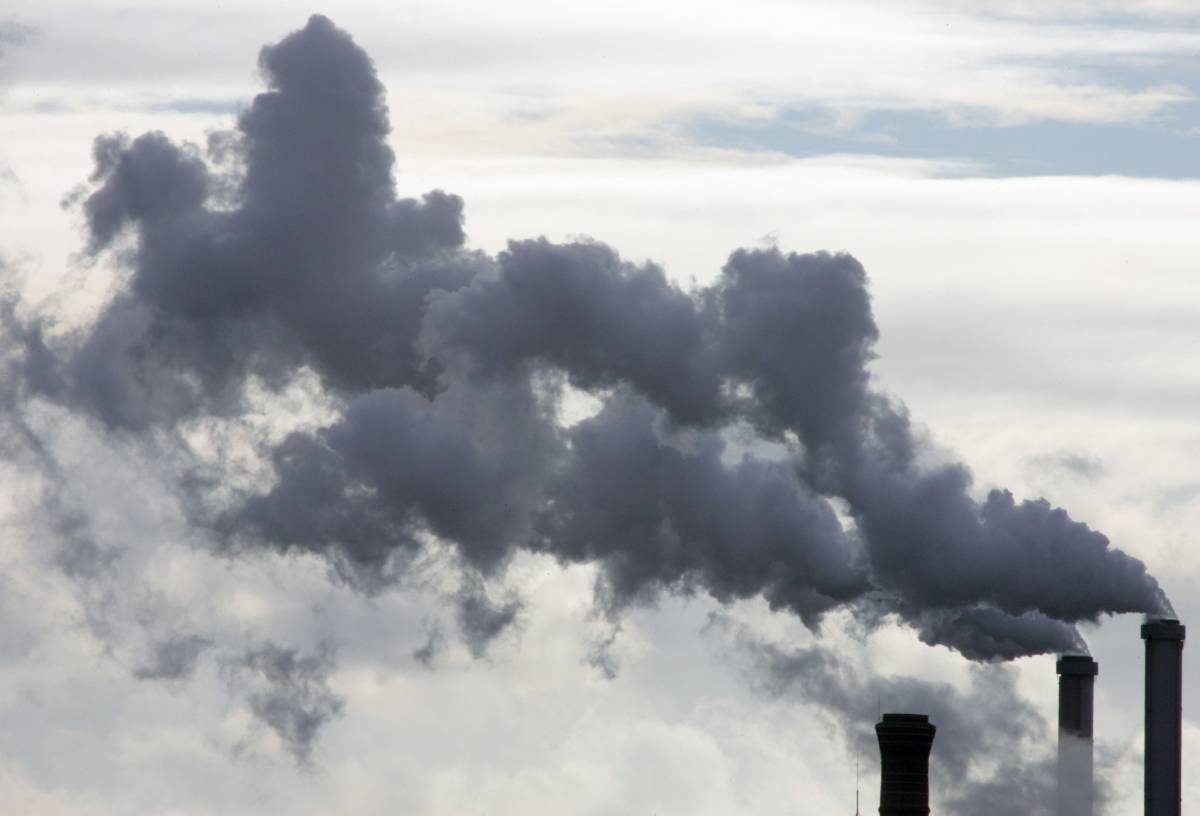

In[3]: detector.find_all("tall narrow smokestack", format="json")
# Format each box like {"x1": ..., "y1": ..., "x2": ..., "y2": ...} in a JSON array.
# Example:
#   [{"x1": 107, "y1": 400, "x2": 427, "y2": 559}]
[
  {"x1": 1142, "y1": 618, "x2": 1185, "y2": 816},
  {"x1": 875, "y1": 713, "x2": 936, "y2": 816},
  {"x1": 1057, "y1": 654, "x2": 1097, "y2": 816}
]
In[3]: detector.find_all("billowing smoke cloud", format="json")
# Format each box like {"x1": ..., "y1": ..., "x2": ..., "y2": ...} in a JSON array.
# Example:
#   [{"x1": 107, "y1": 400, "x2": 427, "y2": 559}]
[
  {"x1": 4, "y1": 13, "x2": 1170, "y2": 680},
  {"x1": 533, "y1": 392, "x2": 868, "y2": 625}
]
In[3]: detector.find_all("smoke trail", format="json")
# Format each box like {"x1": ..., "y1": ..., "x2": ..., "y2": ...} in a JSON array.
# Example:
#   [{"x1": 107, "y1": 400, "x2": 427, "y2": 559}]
[{"x1": 5, "y1": 15, "x2": 1170, "y2": 665}]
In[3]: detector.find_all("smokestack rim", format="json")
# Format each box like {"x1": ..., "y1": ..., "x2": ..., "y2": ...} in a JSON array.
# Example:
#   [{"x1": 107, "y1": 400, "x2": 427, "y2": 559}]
[
  {"x1": 878, "y1": 712, "x2": 931, "y2": 725},
  {"x1": 1057, "y1": 654, "x2": 1099, "y2": 676},
  {"x1": 875, "y1": 712, "x2": 937, "y2": 742},
  {"x1": 1141, "y1": 618, "x2": 1186, "y2": 641}
]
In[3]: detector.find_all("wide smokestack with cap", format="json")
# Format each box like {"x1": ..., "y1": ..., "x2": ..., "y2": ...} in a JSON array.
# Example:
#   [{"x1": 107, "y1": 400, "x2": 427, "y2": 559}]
[
  {"x1": 1142, "y1": 618, "x2": 1185, "y2": 816},
  {"x1": 1057, "y1": 654, "x2": 1097, "y2": 816},
  {"x1": 876, "y1": 713, "x2": 936, "y2": 815}
]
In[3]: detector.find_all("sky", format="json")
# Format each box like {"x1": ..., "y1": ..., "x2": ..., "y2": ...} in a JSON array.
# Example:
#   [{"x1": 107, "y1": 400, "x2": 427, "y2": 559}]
[{"x1": 1, "y1": 2, "x2": 1199, "y2": 814}]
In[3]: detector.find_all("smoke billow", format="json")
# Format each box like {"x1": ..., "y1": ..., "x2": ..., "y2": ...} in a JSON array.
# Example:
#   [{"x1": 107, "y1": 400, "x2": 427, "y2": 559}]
[{"x1": 2, "y1": 13, "x2": 1170, "y2": 675}]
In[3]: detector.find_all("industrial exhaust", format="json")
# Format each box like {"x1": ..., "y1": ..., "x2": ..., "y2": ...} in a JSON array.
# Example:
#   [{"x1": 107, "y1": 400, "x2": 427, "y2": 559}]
[
  {"x1": 876, "y1": 713, "x2": 936, "y2": 815},
  {"x1": 1143, "y1": 618, "x2": 1185, "y2": 816},
  {"x1": 1057, "y1": 655, "x2": 1097, "y2": 816}
]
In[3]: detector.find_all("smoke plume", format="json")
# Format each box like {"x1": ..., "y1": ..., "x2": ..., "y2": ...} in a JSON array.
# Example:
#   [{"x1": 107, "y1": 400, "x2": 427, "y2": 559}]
[{"x1": 3, "y1": 14, "x2": 1171, "y2": 674}]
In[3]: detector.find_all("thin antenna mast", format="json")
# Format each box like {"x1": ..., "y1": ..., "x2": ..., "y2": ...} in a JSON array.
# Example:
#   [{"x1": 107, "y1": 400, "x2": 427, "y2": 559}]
[{"x1": 855, "y1": 734, "x2": 861, "y2": 816}]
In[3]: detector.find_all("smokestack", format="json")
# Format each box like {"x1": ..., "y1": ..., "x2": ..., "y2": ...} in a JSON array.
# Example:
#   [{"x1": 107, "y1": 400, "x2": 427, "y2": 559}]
[
  {"x1": 875, "y1": 713, "x2": 936, "y2": 816},
  {"x1": 1057, "y1": 655, "x2": 1097, "y2": 816},
  {"x1": 1143, "y1": 618, "x2": 1185, "y2": 816}
]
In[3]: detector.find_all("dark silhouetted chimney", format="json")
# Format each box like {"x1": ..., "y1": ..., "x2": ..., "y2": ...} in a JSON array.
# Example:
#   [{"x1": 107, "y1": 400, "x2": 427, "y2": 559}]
[
  {"x1": 1143, "y1": 618, "x2": 1185, "y2": 816},
  {"x1": 876, "y1": 713, "x2": 936, "y2": 815},
  {"x1": 1057, "y1": 654, "x2": 1097, "y2": 816}
]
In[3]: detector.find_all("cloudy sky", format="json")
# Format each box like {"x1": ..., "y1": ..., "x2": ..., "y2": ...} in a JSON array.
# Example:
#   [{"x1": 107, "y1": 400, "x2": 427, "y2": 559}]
[{"x1": 1, "y1": 2, "x2": 1199, "y2": 814}]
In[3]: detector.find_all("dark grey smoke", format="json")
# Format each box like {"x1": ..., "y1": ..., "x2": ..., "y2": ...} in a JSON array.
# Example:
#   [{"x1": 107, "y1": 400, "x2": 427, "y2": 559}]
[
  {"x1": 534, "y1": 393, "x2": 868, "y2": 626},
  {"x1": 1027, "y1": 451, "x2": 1106, "y2": 482},
  {"x1": 230, "y1": 641, "x2": 344, "y2": 767},
  {"x1": 0, "y1": 400, "x2": 136, "y2": 650},
  {"x1": 423, "y1": 239, "x2": 726, "y2": 425},
  {"x1": 421, "y1": 231, "x2": 1171, "y2": 647},
  {"x1": 135, "y1": 634, "x2": 213, "y2": 681},
  {"x1": 585, "y1": 624, "x2": 623, "y2": 680},
  {"x1": 455, "y1": 581, "x2": 523, "y2": 659},
  {"x1": 412, "y1": 623, "x2": 446, "y2": 668},
  {"x1": 221, "y1": 376, "x2": 557, "y2": 587},
  {"x1": 5, "y1": 14, "x2": 1170, "y2": 670},
  {"x1": 0, "y1": 19, "x2": 34, "y2": 57},
  {"x1": 41, "y1": 15, "x2": 480, "y2": 430},
  {"x1": 909, "y1": 606, "x2": 1085, "y2": 661}
]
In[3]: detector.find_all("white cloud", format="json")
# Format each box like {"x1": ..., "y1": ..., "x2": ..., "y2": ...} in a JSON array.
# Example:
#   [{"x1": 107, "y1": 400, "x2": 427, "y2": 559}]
[
  {"x1": 911, "y1": 0, "x2": 1200, "y2": 18},
  {"x1": 5, "y1": 0, "x2": 1199, "y2": 160}
]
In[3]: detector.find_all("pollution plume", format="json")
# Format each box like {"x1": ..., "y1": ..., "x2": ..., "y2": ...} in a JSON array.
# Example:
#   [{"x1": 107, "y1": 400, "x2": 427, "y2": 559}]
[{"x1": 4, "y1": 14, "x2": 1171, "y2": 667}]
